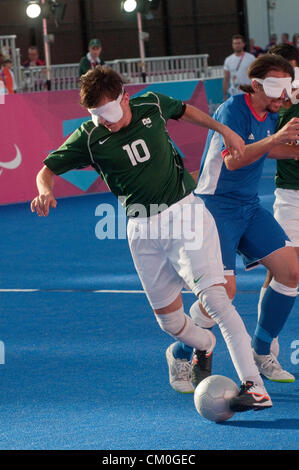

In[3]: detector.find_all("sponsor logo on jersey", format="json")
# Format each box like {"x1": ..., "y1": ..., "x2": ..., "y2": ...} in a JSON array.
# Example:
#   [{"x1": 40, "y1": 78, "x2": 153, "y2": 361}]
[
  {"x1": 99, "y1": 136, "x2": 112, "y2": 145},
  {"x1": 0, "y1": 145, "x2": 22, "y2": 175},
  {"x1": 248, "y1": 133, "x2": 255, "y2": 140},
  {"x1": 142, "y1": 117, "x2": 152, "y2": 128}
]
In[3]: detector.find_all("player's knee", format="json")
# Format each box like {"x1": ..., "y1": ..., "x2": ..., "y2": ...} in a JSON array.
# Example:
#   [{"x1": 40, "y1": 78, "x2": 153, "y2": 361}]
[
  {"x1": 199, "y1": 285, "x2": 250, "y2": 343},
  {"x1": 283, "y1": 265, "x2": 299, "y2": 287},
  {"x1": 291, "y1": 264, "x2": 299, "y2": 284},
  {"x1": 189, "y1": 301, "x2": 216, "y2": 329},
  {"x1": 225, "y1": 282, "x2": 236, "y2": 300},
  {"x1": 154, "y1": 307, "x2": 186, "y2": 337},
  {"x1": 198, "y1": 285, "x2": 230, "y2": 322},
  {"x1": 224, "y1": 276, "x2": 237, "y2": 300}
]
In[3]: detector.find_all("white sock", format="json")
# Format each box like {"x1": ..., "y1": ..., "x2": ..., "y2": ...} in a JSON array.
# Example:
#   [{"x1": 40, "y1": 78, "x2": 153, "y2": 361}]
[
  {"x1": 155, "y1": 307, "x2": 213, "y2": 352},
  {"x1": 199, "y1": 285, "x2": 263, "y2": 385},
  {"x1": 189, "y1": 300, "x2": 216, "y2": 329}
]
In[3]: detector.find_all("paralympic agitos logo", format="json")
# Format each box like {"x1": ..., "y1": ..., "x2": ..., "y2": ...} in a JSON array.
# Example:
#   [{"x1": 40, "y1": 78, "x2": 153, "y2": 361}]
[{"x1": 0, "y1": 144, "x2": 22, "y2": 175}]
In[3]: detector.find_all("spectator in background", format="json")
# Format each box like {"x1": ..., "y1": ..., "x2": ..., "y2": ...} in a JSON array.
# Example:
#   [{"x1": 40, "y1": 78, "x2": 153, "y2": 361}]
[
  {"x1": 223, "y1": 34, "x2": 255, "y2": 100},
  {"x1": 265, "y1": 33, "x2": 277, "y2": 52},
  {"x1": 23, "y1": 46, "x2": 45, "y2": 67},
  {"x1": 1, "y1": 58, "x2": 17, "y2": 93},
  {"x1": 79, "y1": 39, "x2": 105, "y2": 77},
  {"x1": 281, "y1": 33, "x2": 293, "y2": 45},
  {"x1": 292, "y1": 33, "x2": 299, "y2": 48},
  {"x1": 0, "y1": 50, "x2": 4, "y2": 67},
  {"x1": 249, "y1": 38, "x2": 265, "y2": 57}
]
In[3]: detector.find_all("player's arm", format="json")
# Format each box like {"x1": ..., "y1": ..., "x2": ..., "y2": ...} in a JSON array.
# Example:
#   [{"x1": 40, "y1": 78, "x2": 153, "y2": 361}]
[
  {"x1": 31, "y1": 127, "x2": 90, "y2": 216},
  {"x1": 181, "y1": 104, "x2": 245, "y2": 158},
  {"x1": 30, "y1": 165, "x2": 57, "y2": 217},
  {"x1": 224, "y1": 117, "x2": 299, "y2": 170},
  {"x1": 267, "y1": 142, "x2": 299, "y2": 160}
]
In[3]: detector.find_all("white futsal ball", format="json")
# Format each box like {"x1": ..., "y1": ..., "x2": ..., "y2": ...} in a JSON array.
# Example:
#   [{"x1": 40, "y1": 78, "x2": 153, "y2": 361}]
[{"x1": 194, "y1": 375, "x2": 239, "y2": 423}]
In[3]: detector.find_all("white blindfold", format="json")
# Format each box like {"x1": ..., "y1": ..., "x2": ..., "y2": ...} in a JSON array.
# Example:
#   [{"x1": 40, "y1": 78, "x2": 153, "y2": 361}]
[
  {"x1": 88, "y1": 90, "x2": 124, "y2": 125},
  {"x1": 252, "y1": 76, "x2": 293, "y2": 99},
  {"x1": 291, "y1": 67, "x2": 299, "y2": 103}
]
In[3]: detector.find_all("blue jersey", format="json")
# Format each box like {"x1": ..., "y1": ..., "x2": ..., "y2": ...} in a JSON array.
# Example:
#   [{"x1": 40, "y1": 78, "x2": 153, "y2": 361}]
[{"x1": 195, "y1": 94, "x2": 279, "y2": 203}]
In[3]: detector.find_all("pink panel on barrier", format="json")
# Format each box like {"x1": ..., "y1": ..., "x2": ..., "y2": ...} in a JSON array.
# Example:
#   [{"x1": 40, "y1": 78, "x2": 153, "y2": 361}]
[{"x1": 0, "y1": 82, "x2": 208, "y2": 205}]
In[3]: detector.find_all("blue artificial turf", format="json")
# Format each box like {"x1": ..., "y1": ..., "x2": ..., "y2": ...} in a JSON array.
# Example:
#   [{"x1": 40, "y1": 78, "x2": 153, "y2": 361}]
[{"x1": 0, "y1": 157, "x2": 298, "y2": 450}]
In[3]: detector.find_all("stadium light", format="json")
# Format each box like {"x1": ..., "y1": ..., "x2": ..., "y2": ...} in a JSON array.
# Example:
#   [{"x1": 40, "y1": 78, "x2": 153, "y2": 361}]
[
  {"x1": 25, "y1": 0, "x2": 66, "y2": 23},
  {"x1": 121, "y1": 0, "x2": 137, "y2": 13},
  {"x1": 121, "y1": 0, "x2": 160, "y2": 14},
  {"x1": 25, "y1": 1, "x2": 42, "y2": 18},
  {"x1": 24, "y1": 0, "x2": 66, "y2": 90},
  {"x1": 120, "y1": 1, "x2": 159, "y2": 81}
]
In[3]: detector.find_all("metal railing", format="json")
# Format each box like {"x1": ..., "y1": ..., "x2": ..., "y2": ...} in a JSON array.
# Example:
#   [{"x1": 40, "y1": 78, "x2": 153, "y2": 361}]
[
  {"x1": 109, "y1": 54, "x2": 210, "y2": 83},
  {"x1": 18, "y1": 54, "x2": 224, "y2": 93},
  {"x1": 21, "y1": 63, "x2": 80, "y2": 92},
  {"x1": 1, "y1": 32, "x2": 224, "y2": 93}
]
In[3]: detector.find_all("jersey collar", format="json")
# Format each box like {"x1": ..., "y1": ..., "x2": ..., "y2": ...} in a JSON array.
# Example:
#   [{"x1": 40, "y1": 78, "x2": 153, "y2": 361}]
[{"x1": 244, "y1": 93, "x2": 268, "y2": 122}]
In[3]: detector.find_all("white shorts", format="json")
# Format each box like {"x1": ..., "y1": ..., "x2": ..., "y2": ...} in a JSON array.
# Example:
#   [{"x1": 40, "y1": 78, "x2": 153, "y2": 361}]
[
  {"x1": 273, "y1": 188, "x2": 299, "y2": 247},
  {"x1": 127, "y1": 193, "x2": 226, "y2": 310}
]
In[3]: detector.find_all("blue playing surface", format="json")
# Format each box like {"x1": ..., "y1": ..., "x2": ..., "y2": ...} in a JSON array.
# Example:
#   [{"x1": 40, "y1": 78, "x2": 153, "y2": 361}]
[{"x1": 0, "y1": 159, "x2": 298, "y2": 450}]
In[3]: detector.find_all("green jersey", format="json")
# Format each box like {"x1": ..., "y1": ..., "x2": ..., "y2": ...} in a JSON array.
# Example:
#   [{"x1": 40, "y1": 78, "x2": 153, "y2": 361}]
[
  {"x1": 44, "y1": 92, "x2": 196, "y2": 217},
  {"x1": 275, "y1": 103, "x2": 299, "y2": 190},
  {"x1": 79, "y1": 55, "x2": 105, "y2": 77}
]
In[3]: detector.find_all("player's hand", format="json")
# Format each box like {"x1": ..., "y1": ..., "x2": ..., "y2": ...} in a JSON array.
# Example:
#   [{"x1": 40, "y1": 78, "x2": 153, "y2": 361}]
[
  {"x1": 30, "y1": 192, "x2": 57, "y2": 217},
  {"x1": 222, "y1": 127, "x2": 245, "y2": 160},
  {"x1": 274, "y1": 117, "x2": 299, "y2": 144}
]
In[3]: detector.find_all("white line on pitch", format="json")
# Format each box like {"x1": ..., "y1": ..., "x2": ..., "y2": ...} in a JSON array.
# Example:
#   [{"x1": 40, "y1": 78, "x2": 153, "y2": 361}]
[
  {"x1": 0, "y1": 288, "x2": 258, "y2": 294},
  {"x1": 0, "y1": 288, "x2": 193, "y2": 294},
  {"x1": 0, "y1": 289, "x2": 39, "y2": 292}
]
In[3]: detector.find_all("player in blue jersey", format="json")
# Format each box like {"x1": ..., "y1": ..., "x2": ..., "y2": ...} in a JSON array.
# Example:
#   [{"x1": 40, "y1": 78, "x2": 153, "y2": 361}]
[{"x1": 171, "y1": 54, "x2": 299, "y2": 392}]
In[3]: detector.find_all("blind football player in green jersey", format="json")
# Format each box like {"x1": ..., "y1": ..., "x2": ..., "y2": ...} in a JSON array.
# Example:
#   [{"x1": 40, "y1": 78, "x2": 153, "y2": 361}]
[
  {"x1": 257, "y1": 44, "x2": 299, "y2": 362},
  {"x1": 31, "y1": 66, "x2": 272, "y2": 412}
]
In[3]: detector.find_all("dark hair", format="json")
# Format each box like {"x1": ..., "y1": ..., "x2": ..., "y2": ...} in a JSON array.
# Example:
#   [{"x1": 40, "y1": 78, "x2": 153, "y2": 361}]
[
  {"x1": 239, "y1": 54, "x2": 294, "y2": 94},
  {"x1": 268, "y1": 43, "x2": 299, "y2": 66},
  {"x1": 232, "y1": 34, "x2": 245, "y2": 42},
  {"x1": 79, "y1": 65, "x2": 124, "y2": 108}
]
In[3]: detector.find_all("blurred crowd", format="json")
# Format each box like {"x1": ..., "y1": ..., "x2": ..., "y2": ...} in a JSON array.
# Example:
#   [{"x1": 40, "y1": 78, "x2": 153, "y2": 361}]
[
  {"x1": 1, "y1": 32, "x2": 299, "y2": 95},
  {"x1": 250, "y1": 32, "x2": 299, "y2": 57}
]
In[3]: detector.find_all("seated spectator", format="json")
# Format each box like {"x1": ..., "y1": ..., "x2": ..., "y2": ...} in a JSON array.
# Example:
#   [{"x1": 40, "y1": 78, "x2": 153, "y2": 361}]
[
  {"x1": 23, "y1": 46, "x2": 45, "y2": 67},
  {"x1": 249, "y1": 38, "x2": 265, "y2": 57},
  {"x1": 79, "y1": 38, "x2": 105, "y2": 77}
]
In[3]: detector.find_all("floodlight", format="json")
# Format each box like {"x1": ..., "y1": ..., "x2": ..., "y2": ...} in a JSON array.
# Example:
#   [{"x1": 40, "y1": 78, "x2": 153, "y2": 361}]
[
  {"x1": 26, "y1": 1, "x2": 42, "y2": 18},
  {"x1": 121, "y1": 0, "x2": 137, "y2": 13}
]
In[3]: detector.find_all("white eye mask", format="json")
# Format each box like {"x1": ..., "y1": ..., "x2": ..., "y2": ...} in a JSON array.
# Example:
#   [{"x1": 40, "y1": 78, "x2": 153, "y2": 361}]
[
  {"x1": 291, "y1": 67, "x2": 299, "y2": 104},
  {"x1": 88, "y1": 90, "x2": 124, "y2": 125},
  {"x1": 252, "y1": 76, "x2": 292, "y2": 99}
]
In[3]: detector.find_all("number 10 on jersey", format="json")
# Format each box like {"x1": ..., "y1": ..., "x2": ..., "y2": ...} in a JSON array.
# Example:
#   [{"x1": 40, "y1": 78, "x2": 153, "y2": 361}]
[{"x1": 123, "y1": 139, "x2": 151, "y2": 166}]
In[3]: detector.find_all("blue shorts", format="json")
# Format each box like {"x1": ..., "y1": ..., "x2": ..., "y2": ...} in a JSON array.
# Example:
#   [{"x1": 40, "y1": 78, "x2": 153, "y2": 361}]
[{"x1": 199, "y1": 195, "x2": 290, "y2": 274}]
